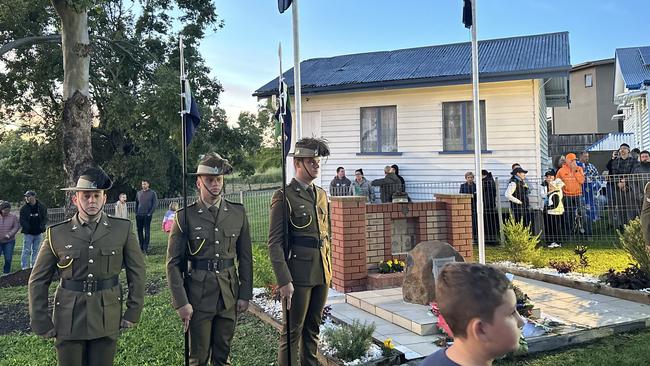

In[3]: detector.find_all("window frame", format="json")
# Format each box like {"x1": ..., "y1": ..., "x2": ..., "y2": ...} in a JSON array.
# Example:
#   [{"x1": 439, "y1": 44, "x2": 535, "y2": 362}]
[
  {"x1": 441, "y1": 100, "x2": 487, "y2": 152},
  {"x1": 585, "y1": 73, "x2": 593, "y2": 88},
  {"x1": 359, "y1": 105, "x2": 398, "y2": 154}
]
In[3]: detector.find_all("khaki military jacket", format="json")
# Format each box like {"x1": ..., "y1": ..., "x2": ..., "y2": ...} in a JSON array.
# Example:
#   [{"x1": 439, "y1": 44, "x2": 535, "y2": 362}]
[
  {"x1": 166, "y1": 199, "x2": 253, "y2": 313},
  {"x1": 268, "y1": 179, "x2": 332, "y2": 287},
  {"x1": 28, "y1": 213, "x2": 146, "y2": 340}
]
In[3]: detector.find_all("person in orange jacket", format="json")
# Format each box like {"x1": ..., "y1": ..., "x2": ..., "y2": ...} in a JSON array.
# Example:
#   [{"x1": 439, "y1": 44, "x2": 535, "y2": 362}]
[{"x1": 556, "y1": 153, "x2": 585, "y2": 238}]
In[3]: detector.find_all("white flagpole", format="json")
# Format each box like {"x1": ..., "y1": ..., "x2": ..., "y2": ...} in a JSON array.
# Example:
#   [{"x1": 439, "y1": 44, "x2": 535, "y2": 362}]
[
  {"x1": 291, "y1": 0, "x2": 302, "y2": 139},
  {"x1": 471, "y1": 0, "x2": 486, "y2": 264}
]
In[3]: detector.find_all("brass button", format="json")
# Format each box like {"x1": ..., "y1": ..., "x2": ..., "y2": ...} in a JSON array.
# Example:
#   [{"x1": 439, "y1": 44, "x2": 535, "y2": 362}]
[
  {"x1": 88, "y1": 273, "x2": 94, "y2": 278},
  {"x1": 232, "y1": 234, "x2": 236, "y2": 237},
  {"x1": 86, "y1": 292, "x2": 92, "y2": 296},
  {"x1": 196, "y1": 236, "x2": 200, "y2": 240},
  {"x1": 215, "y1": 253, "x2": 220, "y2": 258},
  {"x1": 216, "y1": 240, "x2": 219, "y2": 244},
  {"x1": 56, "y1": 302, "x2": 60, "y2": 305},
  {"x1": 88, "y1": 259, "x2": 94, "y2": 264},
  {"x1": 111, "y1": 251, "x2": 115, "y2": 255},
  {"x1": 65, "y1": 255, "x2": 70, "y2": 260},
  {"x1": 215, "y1": 228, "x2": 218, "y2": 232},
  {"x1": 88, "y1": 245, "x2": 94, "y2": 250},
  {"x1": 215, "y1": 270, "x2": 220, "y2": 274}
]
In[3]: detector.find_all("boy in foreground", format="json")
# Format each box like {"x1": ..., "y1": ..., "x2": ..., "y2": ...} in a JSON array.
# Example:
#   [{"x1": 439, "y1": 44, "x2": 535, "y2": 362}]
[{"x1": 421, "y1": 263, "x2": 525, "y2": 366}]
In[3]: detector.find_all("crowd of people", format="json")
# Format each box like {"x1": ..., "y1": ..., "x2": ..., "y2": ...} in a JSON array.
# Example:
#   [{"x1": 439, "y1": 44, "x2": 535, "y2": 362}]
[
  {"x1": 459, "y1": 143, "x2": 650, "y2": 247},
  {"x1": 329, "y1": 164, "x2": 406, "y2": 203}
]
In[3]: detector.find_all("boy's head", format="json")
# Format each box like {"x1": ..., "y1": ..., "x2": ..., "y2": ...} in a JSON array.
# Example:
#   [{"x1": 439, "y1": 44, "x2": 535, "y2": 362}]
[{"x1": 436, "y1": 263, "x2": 524, "y2": 358}]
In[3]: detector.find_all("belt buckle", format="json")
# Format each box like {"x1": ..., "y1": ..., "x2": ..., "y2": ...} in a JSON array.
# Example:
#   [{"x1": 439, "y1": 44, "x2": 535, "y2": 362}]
[
  {"x1": 210, "y1": 260, "x2": 220, "y2": 272},
  {"x1": 83, "y1": 280, "x2": 97, "y2": 293}
]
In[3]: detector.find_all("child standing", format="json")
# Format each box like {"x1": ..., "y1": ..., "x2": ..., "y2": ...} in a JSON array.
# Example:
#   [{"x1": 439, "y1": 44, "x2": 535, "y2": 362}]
[
  {"x1": 543, "y1": 170, "x2": 565, "y2": 248},
  {"x1": 162, "y1": 201, "x2": 179, "y2": 233},
  {"x1": 420, "y1": 263, "x2": 525, "y2": 366}
]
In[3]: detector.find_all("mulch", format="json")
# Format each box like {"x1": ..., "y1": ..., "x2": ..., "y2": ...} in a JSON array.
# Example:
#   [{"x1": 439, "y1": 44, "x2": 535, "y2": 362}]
[{"x1": 0, "y1": 269, "x2": 60, "y2": 288}]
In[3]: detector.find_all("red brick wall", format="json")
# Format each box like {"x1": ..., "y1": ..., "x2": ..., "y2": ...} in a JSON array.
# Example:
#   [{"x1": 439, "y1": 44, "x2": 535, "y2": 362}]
[
  {"x1": 330, "y1": 194, "x2": 474, "y2": 293},
  {"x1": 330, "y1": 196, "x2": 367, "y2": 293}
]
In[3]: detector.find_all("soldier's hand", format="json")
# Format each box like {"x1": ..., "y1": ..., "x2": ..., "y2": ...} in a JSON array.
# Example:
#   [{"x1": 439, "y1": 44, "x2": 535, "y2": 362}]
[
  {"x1": 120, "y1": 319, "x2": 135, "y2": 329},
  {"x1": 278, "y1": 282, "x2": 294, "y2": 310},
  {"x1": 40, "y1": 329, "x2": 56, "y2": 339},
  {"x1": 176, "y1": 303, "x2": 193, "y2": 333},
  {"x1": 236, "y1": 300, "x2": 249, "y2": 313}
]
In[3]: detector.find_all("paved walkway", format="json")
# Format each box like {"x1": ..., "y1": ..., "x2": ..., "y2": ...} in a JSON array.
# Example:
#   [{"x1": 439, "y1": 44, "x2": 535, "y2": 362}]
[{"x1": 327, "y1": 277, "x2": 650, "y2": 361}]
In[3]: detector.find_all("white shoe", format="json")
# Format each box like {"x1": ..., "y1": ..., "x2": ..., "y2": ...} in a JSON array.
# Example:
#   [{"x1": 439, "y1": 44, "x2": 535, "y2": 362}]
[{"x1": 547, "y1": 242, "x2": 561, "y2": 248}]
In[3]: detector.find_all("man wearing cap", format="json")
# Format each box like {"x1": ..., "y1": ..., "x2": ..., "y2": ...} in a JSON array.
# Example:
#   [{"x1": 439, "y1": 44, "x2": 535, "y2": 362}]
[
  {"x1": 505, "y1": 167, "x2": 531, "y2": 227},
  {"x1": 556, "y1": 153, "x2": 585, "y2": 238},
  {"x1": 166, "y1": 153, "x2": 253, "y2": 366},
  {"x1": 0, "y1": 201, "x2": 20, "y2": 273},
  {"x1": 28, "y1": 167, "x2": 146, "y2": 366},
  {"x1": 19, "y1": 190, "x2": 48, "y2": 269},
  {"x1": 610, "y1": 143, "x2": 641, "y2": 228},
  {"x1": 268, "y1": 137, "x2": 332, "y2": 366}
]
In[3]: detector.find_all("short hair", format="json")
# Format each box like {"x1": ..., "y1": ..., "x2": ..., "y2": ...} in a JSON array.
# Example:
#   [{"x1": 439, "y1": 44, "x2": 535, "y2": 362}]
[
  {"x1": 641, "y1": 150, "x2": 650, "y2": 156},
  {"x1": 436, "y1": 263, "x2": 512, "y2": 338},
  {"x1": 632, "y1": 148, "x2": 641, "y2": 154},
  {"x1": 465, "y1": 171, "x2": 474, "y2": 178},
  {"x1": 384, "y1": 166, "x2": 392, "y2": 174},
  {"x1": 119, "y1": 193, "x2": 127, "y2": 197},
  {"x1": 336, "y1": 166, "x2": 345, "y2": 173},
  {"x1": 141, "y1": 179, "x2": 150, "y2": 184},
  {"x1": 580, "y1": 151, "x2": 589, "y2": 156},
  {"x1": 511, "y1": 163, "x2": 520, "y2": 170}
]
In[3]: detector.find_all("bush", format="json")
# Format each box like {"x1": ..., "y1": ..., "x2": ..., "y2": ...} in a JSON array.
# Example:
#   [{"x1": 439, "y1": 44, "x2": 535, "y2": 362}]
[
  {"x1": 549, "y1": 260, "x2": 576, "y2": 274},
  {"x1": 617, "y1": 217, "x2": 650, "y2": 274},
  {"x1": 601, "y1": 264, "x2": 650, "y2": 290},
  {"x1": 377, "y1": 259, "x2": 405, "y2": 274},
  {"x1": 252, "y1": 244, "x2": 276, "y2": 288},
  {"x1": 322, "y1": 320, "x2": 376, "y2": 362},
  {"x1": 502, "y1": 218, "x2": 541, "y2": 264}
]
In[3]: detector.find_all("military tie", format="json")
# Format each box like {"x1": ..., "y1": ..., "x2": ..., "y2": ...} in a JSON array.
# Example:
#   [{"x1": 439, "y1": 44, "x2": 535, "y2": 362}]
[{"x1": 306, "y1": 186, "x2": 316, "y2": 201}]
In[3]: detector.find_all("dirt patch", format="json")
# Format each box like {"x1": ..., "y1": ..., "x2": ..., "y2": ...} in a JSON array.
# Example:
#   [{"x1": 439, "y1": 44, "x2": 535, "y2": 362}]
[
  {"x1": 0, "y1": 303, "x2": 31, "y2": 335},
  {"x1": 145, "y1": 278, "x2": 165, "y2": 296},
  {"x1": 0, "y1": 269, "x2": 60, "y2": 288}
]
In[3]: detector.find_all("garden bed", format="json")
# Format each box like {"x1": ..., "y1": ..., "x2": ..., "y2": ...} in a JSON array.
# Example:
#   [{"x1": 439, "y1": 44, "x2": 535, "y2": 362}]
[
  {"x1": 367, "y1": 272, "x2": 404, "y2": 290},
  {"x1": 493, "y1": 262, "x2": 650, "y2": 305},
  {"x1": 249, "y1": 288, "x2": 403, "y2": 366}
]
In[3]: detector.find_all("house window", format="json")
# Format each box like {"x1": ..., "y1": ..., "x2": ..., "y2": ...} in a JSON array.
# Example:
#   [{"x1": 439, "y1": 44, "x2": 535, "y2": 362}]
[
  {"x1": 442, "y1": 101, "x2": 487, "y2": 152},
  {"x1": 360, "y1": 106, "x2": 397, "y2": 153},
  {"x1": 585, "y1": 73, "x2": 593, "y2": 87}
]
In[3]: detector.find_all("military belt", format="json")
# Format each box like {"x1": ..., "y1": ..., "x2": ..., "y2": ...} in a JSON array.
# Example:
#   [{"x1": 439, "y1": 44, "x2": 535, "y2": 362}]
[
  {"x1": 61, "y1": 276, "x2": 119, "y2": 293},
  {"x1": 191, "y1": 258, "x2": 235, "y2": 272},
  {"x1": 291, "y1": 236, "x2": 322, "y2": 249}
]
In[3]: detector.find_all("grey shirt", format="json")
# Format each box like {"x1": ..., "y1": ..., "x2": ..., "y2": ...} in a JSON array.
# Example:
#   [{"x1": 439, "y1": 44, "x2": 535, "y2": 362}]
[{"x1": 135, "y1": 189, "x2": 158, "y2": 215}]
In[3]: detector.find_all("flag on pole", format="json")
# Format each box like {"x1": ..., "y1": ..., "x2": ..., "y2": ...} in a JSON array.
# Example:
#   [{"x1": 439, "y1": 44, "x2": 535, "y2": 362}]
[
  {"x1": 182, "y1": 79, "x2": 201, "y2": 146},
  {"x1": 278, "y1": 0, "x2": 292, "y2": 13},
  {"x1": 462, "y1": 0, "x2": 473, "y2": 28},
  {"x1": 274, "y1": 80, "x2": 292, "y2": 158}
]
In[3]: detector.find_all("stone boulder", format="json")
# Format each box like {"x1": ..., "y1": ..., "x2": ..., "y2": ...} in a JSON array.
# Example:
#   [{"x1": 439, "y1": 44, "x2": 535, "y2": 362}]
[{"x1": 402, "y1": 241, "x2": 465, "y2": 305}]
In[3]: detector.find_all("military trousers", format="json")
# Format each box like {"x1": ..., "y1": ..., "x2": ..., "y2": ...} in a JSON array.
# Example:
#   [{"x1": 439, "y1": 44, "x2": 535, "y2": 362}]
[
  {"x1": 278, "y1": 283, "x2": 328, "y2": 366},
  {"x1": 54, "y1": 336, "x2": 117, "y2": 366},
  {"x1": 188, "y1": 297, "x2": 237, "y2": 366}
]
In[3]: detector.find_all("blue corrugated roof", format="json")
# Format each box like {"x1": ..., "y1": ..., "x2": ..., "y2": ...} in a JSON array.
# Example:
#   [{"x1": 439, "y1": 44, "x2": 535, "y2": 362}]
[
  {"x1": 586, "y1": 132, "x2": 635, "y2": 152},
  {"x1": 254, "y1": 32, "x2": 571, "y2": 97},
  {"x1": 616, "y1": 46, "x2": 650, "y2": 90}
]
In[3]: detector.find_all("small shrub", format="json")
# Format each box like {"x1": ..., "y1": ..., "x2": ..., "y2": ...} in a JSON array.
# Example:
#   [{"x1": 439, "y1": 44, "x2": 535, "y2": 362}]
[
  {"x1": 617, "y1": 218, "x2": 650, "y2": 274},
  {"x1": 513, "y1": 285, "x2": 535, "y2": 318},
  {"x1": 378, "y1": 259, "x2": 405, "y2": 274},
  {"x1": 530, "y1": 255, "x2": 546, "y2": 269},
  {"x1": 601, "y1": 264, "x2": 650, "y2": 290},
  {"x1": 574, "y1": 245, "x2": 590, "y2": 274},
  {"x1": 253, "y1": 244, "x2": 276, "y2": 288},
  {"x1": 549, "y1": 260, "x2": 576, "y2": 274},
  {"x1": 502, "y1": 218, "x2": 541, "y2": 264},
  {"x1": 381, "y1": 338, "x2": 396, "y2": 357},
  {"x1": 322, "y1": 320, "x2": 376, "y2": 362}
]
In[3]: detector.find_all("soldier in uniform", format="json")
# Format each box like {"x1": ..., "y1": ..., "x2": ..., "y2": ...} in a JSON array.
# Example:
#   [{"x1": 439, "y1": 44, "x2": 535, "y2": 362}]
[
  {"x1": 166, "y1": 153, "x2": 253, "y2": 366},
  {"x1": 268, "y1": 138, "x2": 332, "y2": 366},
  {"x1": 28, "y1": 167, "x2": 146, "y2": 366}
]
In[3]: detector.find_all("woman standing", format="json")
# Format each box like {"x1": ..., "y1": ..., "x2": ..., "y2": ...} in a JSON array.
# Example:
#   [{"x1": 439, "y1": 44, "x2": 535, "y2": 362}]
[{"x1": 350, "y1": 169, "x2": 374, "y2": 203}]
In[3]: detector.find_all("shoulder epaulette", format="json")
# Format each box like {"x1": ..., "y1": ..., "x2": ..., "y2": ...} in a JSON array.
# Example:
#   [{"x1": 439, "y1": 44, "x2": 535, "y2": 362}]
[
  {"x1": 176, "y1": 202, "x2": 197, "y2": 213},
  {"x1": 224, "y1": 198, "x2": 243, "y2": 206},
  {"x1": 48, "y1": 218, "x2": 72, "y2": 230},
  {"x1": 106, "y1": 214, "x2": 130, "y2": 221}
]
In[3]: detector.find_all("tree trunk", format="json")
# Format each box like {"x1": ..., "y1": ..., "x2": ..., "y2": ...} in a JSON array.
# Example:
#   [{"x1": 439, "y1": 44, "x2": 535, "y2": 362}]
[{"x1": 52, "y1": 0, "x2": 93, "y2": 188}]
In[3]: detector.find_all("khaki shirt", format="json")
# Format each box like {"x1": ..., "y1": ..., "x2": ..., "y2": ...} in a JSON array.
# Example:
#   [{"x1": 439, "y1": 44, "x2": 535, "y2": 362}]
[
  {"x1": 28, "y1": 213, "x2": 146, "y2": 340},
  {"x1": 166, "y1": 199, "x2": 253, "y2": 312},
  {"x1": 268, "y1": 178, "x2": 332, "y2": 287}
]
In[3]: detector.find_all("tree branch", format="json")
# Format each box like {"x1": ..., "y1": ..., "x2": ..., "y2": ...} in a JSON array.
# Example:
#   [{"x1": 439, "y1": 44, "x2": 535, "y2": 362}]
[{"x1": 0, "y1": 34, "x2": 62, "y2": 57}]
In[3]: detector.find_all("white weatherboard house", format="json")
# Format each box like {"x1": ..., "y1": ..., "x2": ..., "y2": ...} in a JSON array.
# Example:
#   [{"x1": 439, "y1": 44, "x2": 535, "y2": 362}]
[
  {"x1": 255, "y1": 32, "x2": 570, "y2": 207},
  {"x1": 614, "y1": 46, "x2": 650, "y2": 150}
]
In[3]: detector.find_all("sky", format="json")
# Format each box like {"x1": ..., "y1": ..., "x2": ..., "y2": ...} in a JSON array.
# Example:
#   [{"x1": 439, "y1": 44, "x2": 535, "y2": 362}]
[{"x1": 202, "y1": 0, "x2": 649, "y2": 123}]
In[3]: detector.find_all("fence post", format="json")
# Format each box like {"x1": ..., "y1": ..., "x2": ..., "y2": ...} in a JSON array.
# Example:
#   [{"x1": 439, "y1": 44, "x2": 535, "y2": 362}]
[
  {"x1": 239, "y1": 191, "x2": 244, "y2": 204},
  {"x1": 495, "y1": 177, "x2": 505, "y2": 244}
]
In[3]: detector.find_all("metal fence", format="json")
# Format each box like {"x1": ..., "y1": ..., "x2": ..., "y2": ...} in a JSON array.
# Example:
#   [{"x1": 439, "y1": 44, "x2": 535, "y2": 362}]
[{"x1": 26, "y1": 171, "x2": 649, "y2": 247}]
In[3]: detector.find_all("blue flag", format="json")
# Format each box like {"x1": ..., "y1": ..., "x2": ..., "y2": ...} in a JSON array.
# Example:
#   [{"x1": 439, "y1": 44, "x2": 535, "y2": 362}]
[
  {"x1": 182, "y1": 79, "x2": 201, "y2": 146},
  {"x1": 278, "y1": 0, "x2": 292, "y2": 13},
  {"x1": 274, "y1": 80, "x2": 292, "y2": 158}
]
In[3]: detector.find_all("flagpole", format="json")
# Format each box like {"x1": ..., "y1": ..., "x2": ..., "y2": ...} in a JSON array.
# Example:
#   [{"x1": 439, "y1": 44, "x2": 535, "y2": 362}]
[
  {"x1": 470, "y1": 0, "x2": 486, "y2": 264},
  {"x1": 179, "y1": 34, "x2": 190, "y2": 366},
  {"x1": 291, "y1": 0, "x2": 302, "y2": 140}
]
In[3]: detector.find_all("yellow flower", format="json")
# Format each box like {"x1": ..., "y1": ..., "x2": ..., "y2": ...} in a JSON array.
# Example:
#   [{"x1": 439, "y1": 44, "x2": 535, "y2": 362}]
[
  {"x1": 400, "y1": 261, "x2": 406, "y2": 267},
  {"x1": 383, "y1": 338, "x2": 394, "y2": 349},
  {"x1": 387, "y1": 261, "x2": 392, "y2": 267}
]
